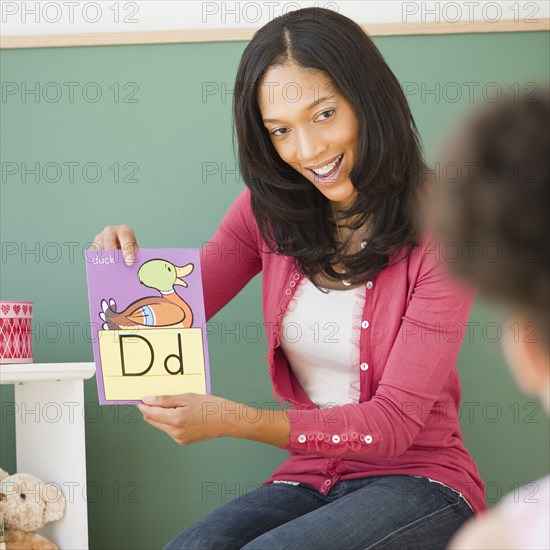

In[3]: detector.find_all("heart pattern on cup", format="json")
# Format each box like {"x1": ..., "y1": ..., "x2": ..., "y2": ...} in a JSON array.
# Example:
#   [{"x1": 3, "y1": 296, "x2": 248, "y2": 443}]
[
  {"x1": 1, "y1": 305, "x2": 10, "y2": 315},
  {"x1": 13, "y1": 305, "x2": 21, "y2": 315},
  {"x1": 22, "y1": 305, "x2": 28, "y2": 314}
]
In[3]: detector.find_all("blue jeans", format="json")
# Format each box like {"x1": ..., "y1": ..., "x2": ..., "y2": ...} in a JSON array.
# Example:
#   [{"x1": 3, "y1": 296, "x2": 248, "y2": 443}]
[{"x1": 164, "y1": 475, "x2": 474, "y2": 549}]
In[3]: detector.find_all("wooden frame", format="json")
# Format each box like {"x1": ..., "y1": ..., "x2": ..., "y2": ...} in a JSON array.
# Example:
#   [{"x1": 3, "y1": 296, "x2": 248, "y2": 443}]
[{"x1": 1, "y1": 19, "x2": 549, "y2": 49}]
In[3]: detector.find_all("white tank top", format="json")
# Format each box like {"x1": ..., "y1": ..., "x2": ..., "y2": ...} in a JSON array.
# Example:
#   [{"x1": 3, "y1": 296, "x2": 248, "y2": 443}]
[{"x1": 280, "y1": 277, "x2": 367, "y2": 409}]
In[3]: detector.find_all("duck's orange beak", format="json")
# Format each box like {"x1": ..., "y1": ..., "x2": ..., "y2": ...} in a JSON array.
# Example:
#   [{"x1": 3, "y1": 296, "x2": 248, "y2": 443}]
[{"x1": 173, "y1": 263, "x2": 194, "y2": 287}]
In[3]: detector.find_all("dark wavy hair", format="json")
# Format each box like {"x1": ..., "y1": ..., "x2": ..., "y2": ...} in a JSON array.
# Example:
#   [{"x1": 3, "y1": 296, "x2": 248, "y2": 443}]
[
  {"x1": 232, "y1": 7, "x2": 427, "y2": 289},
  {"x1": 428, "y1": 88, "x2": 550, "y2": 351}
]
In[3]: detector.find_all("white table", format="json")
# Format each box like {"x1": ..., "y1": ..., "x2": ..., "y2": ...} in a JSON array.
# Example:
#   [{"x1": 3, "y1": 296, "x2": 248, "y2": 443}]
[{"x1": 0, "y1": 362, "x2": 95, "y2": 549}]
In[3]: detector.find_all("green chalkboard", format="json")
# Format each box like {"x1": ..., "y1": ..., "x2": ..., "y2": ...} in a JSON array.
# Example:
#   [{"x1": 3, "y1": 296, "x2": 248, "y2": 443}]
[{"x1": 1, "y1": 31, "x2": 548, "y2": 549}]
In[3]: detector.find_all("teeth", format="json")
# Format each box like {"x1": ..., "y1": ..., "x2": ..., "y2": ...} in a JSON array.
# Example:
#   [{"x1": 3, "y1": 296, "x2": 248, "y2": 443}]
[{"x1": 311, "y1": 155, "x2": 342, "y2": 176}]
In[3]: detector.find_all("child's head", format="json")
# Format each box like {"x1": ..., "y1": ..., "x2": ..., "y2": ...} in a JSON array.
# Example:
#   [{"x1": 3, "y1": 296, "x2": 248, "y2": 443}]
[{"x1": 428, "y1": 89, "x2": 549, "y2": 412}]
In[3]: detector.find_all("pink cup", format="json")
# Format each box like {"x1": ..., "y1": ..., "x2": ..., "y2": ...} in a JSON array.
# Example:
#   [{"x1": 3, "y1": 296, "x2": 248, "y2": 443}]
[{"x1": 0, "y1": 301, "x2": 33, "y2": 364}]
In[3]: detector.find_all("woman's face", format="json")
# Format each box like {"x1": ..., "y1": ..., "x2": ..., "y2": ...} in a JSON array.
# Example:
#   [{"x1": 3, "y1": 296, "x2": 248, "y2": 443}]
[{"x1": 258, "y1": 62, "x2": 360, "y2": 211}]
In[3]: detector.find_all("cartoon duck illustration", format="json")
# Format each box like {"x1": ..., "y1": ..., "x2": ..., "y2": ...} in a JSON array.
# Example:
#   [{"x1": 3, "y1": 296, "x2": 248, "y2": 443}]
[{"x1": 99, "y1": 259, "x2": 195, "y2": 330}]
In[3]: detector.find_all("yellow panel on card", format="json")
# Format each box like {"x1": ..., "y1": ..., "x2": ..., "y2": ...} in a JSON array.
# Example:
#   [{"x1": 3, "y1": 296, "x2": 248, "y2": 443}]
[{"x1": 97, "y1": 328, "x2": 206, "y2": 400}]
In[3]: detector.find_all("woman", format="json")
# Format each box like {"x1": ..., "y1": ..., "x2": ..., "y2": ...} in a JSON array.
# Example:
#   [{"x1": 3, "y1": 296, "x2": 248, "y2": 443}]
[{"x1": 91, "y1": 8, "x2": 486, "y2": 549}]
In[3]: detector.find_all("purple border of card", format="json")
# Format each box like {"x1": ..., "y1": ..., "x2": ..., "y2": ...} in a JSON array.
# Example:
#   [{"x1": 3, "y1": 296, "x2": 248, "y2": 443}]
[{"x1": 84, "y1": 248, "x2": 211, "y2": 405}]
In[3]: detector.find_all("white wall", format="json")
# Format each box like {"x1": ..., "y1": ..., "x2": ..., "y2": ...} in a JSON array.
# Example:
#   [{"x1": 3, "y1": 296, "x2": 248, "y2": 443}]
[{"x1": 0, "y1": 0, "x2": 548, "y2": 35}]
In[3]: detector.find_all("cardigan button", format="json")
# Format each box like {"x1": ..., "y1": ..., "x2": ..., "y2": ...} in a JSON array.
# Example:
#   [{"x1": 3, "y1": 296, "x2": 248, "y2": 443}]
[
  {"x1": 341, "y1": 434, "x2": 349, "y2": 442},
  {"x1": 359, "y1": 434, "x2": 365, "y2": 442},
  {"x1": 290, "y1": 281, "x2": 296, "y2": 288},
  {"x1": 331, "y1": 435, "x2": 340, "y2": 444},
  {"x1": 360, "y1": 362, "x2": 369, "y2": 371},
  {"x1": 365, "y1": 435, "x2": 373, "y2": 444},
  {"x1": 366, "y1": 281, "x2": 373, "y2": 290},
  {"x1": 361, "y1": 320, "x2": 370, "y2": 329},
  {"x1": 285, "y1": 289, "x2": 291, "y2": 295},
  {"x1": 307, "y1": 433, "x2": 315, "y2": 441},
  {"x1": 293, "y1": 273, "x2": 300, "y2": 280},
  {"x1": 350, "y1": 432, "x2": 358, "y2": 440},
  {"x1": 298, "y1": 434, "x2": 307, "y2": 443},
  {"x1": 323, "y1": 434, "x2": 331, "y2": 443},
  {"x1": 276, "y1": 308, "x2": 282, "y2": 315},
  {"x1": 316, "y1": 433, "x2": 325, "y2": 441}
]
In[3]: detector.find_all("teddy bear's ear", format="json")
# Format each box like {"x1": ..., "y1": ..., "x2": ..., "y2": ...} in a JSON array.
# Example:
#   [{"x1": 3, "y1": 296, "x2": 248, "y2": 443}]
[
  {"x1": 0, "y1": 468, "x2": 10, "y2": 482},
  {"x1": 43, "y1": 484, "x2": 66, "y2": 523}
]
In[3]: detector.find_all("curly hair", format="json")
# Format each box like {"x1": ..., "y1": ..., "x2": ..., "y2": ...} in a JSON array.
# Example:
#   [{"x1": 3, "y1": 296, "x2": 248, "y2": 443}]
[{"x1": 428, "y1": 88, "x2": 550, "y2": 351}]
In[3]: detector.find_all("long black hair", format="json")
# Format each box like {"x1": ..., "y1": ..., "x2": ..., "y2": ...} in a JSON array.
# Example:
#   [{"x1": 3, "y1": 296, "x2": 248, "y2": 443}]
[{"x1": 233, "y1": 7, "x2": 427, "y2": 288}]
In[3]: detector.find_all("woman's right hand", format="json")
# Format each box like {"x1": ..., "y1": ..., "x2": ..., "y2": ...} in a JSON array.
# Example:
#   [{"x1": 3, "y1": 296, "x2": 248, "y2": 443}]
[{"x1": 89, "y1": 225, "x2": 139, "y2": 266}]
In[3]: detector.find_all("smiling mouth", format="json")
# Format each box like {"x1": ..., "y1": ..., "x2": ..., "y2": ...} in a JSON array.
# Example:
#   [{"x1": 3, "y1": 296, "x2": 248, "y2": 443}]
[{"x1": 306, "y1": 154, "x2": 344, "y2": 184}]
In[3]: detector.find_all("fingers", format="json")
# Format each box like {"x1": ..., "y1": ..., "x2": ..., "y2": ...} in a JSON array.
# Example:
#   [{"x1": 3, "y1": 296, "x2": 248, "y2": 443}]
[
  {"x1": 140, "y1": 414, "x2": 173, "y2": 434},
  {"x1": 138, "y1": 402, "x2": 182, "y2": 425},
  {"x1": 88, "y1": 224, "x2": 139, "y2": 266},
  {"x1": 141, "y1": 394, "x2": 191, "y2": 408},
  {"x1": 118, "y1": 225, "x2": 139, "y2": 264},
  {"x1": 141, "y1": 415, "x2": 188, "y2": 446}
]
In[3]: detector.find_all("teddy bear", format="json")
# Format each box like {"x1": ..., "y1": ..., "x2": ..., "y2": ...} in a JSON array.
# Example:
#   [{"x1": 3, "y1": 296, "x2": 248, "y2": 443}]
[{"x1": 0, "y1": 468, "x2": 66, "y2": 550}]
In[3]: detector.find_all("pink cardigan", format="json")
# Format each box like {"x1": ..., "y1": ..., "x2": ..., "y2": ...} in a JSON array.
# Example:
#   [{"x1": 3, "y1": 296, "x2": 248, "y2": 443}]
[{"x1": 200, "y1": 188, "x2": 487, "y2": 514}]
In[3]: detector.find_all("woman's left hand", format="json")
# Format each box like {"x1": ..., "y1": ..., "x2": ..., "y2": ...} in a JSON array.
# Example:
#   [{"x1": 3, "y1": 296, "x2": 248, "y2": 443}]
[{"x1": 136, "y1": 393, "x2": 234, "y2": 446}]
